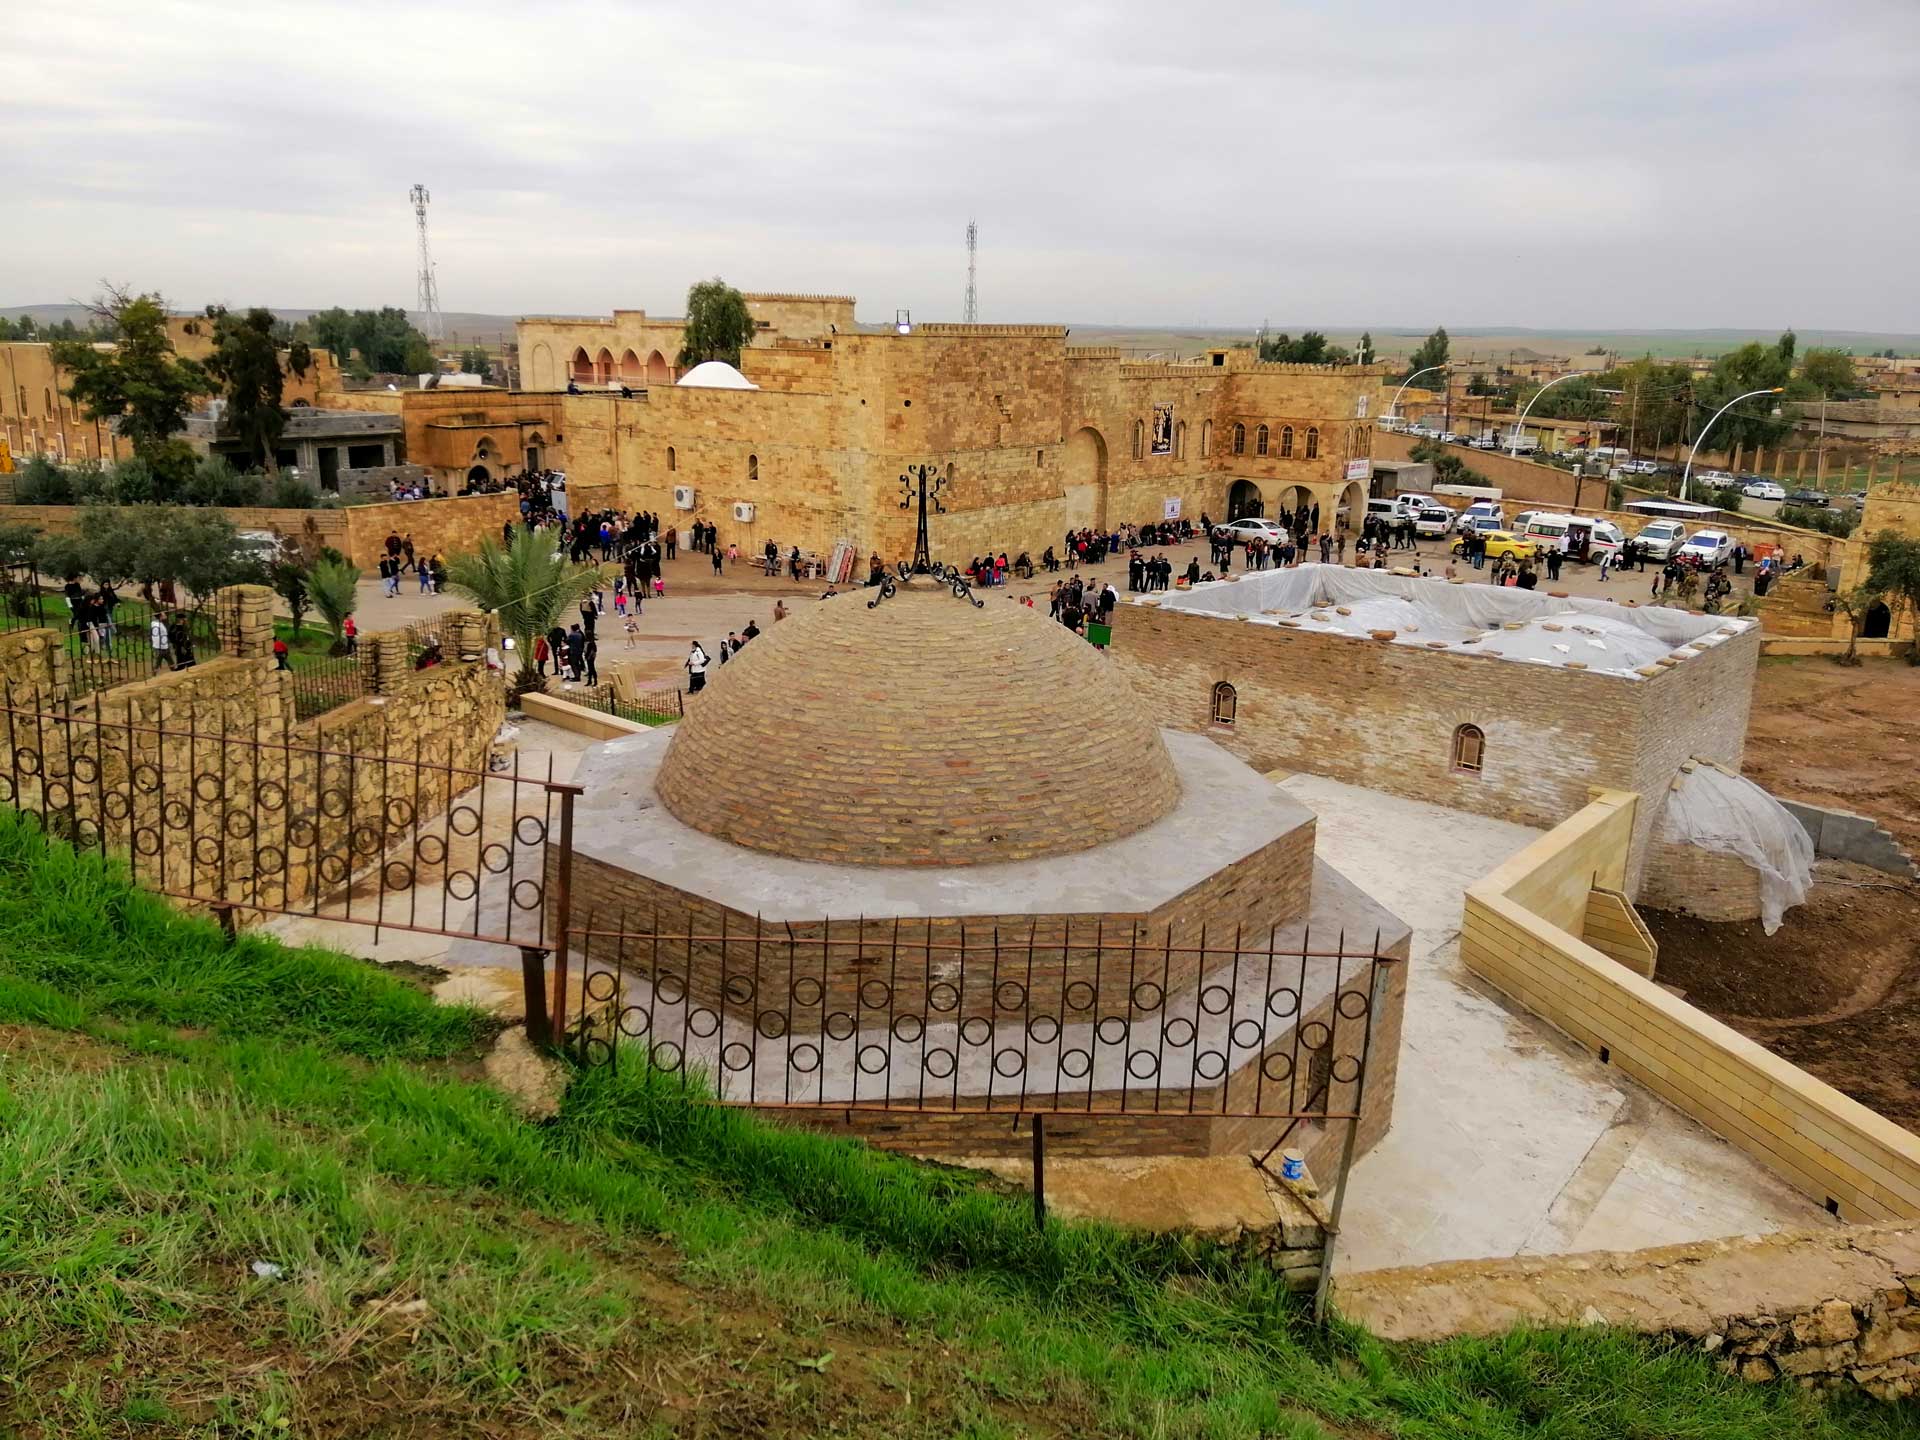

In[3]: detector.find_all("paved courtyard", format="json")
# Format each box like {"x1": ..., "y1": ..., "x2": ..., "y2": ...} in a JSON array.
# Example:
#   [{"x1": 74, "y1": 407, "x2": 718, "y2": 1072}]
[{"x1": 1278, "y1": 773, "x2": 1829, "y2": 1272}]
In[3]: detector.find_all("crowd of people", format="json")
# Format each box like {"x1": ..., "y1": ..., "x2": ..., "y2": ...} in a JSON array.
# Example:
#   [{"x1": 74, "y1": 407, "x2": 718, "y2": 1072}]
[{"x1": 378, "y1": 532, "x2": 447, "y2": 596}]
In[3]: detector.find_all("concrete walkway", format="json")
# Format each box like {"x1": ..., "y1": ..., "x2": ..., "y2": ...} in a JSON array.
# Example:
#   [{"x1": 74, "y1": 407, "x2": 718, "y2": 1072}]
[{"x1": 1277, "y1": 773, "x2": 1829, "y2": 1272}]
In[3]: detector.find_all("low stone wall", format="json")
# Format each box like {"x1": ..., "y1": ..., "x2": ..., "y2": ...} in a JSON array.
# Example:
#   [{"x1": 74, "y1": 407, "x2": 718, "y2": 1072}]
[
  {"x1": 1335, "y1": 1224, "x2": 1920, "y2": 1401},
  {"x1": 1463, "y1": 791, "x2": 1920, "y2": 1222},
  {"x1": 1639, "y1": 835, "x2": 1764, "y2": 923},
  {"x1": 1782, "y1": 800, "x2": 1920, "y2": 879}
]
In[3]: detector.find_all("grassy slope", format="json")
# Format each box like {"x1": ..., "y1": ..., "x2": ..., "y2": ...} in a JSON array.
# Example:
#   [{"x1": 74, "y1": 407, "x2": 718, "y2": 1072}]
[{"x1": 0, "y1": 814, "x2": 1914, "y2": 1439}]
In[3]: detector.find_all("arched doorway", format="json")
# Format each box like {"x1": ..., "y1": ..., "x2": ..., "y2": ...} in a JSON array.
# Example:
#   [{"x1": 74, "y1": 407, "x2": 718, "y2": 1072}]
[
  {"x1": 594, "y1": 348, "x2": 614, "y2": 384},
  {"x1": 569, "y1": 347, "x2": 592, "y2": 383},
  {"x1": 1062, "y1": 426, "x2": 1108, "y2": 531},
  {"x1": 1865, "y1": 601, "x2": 1892, "y2": 639},
  {"x1": 620, "y1": 348, "x2": 643, "y2": 382},
  {"x1": 524, "y1": 432, "x2": 546, "y2": 471},
  {"x1": 1337, "y1": 480, "x2": 1367, "y2": 530},
  {"x1": 1227, "y1": 479, "x2": 1264, "y2": 520},
  {"x1": 467, "y1": 465, "x2": 491, "y2": 485},
  {"x1": 1273, "y1": 484, "x2": 1312, "y2": 528},
  {"x1": 530, "y1": 343, "x2": 554, "y2": 388},
  {"x1": 646, "y1": 349, "x2": 671, "y2": 385}
]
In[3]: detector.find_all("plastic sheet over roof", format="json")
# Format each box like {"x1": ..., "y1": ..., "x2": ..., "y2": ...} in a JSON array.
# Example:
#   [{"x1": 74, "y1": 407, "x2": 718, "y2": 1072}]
[{"x1": 1149, "y1": 564, "x2": 1751, "y2": 679}]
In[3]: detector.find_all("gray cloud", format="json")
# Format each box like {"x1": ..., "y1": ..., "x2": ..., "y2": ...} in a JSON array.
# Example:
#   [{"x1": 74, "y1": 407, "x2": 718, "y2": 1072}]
[{"x1": 3, "y1": 0, "x2": 1916, "y2": 329}]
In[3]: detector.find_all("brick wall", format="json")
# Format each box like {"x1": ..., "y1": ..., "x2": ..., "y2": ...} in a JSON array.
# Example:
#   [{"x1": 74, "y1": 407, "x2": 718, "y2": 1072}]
[{"x1": 1639, "y1": 834, "x2": 1764, "y2": 922}]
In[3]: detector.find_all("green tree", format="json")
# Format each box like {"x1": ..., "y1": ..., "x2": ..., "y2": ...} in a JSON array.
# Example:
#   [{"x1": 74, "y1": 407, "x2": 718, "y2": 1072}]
[
  {"x1": 1404, "y1": 326, "x2": 1448, "y2": 382},
  {"x1": 298, "y1": 306, "x2": 431, "y2": 374},
  {"x1": 50, "y1": 287, "x2": 208, "y2": 492},
  {"x1": 1516, "y1": 376, "x2": 1612, "y2": 421},
  {"x1": 459, "y1": 346, "x2": 491, "y2": 376},
  {"x1": 1357, "y1": 331, "x2": 1375, "y2": 366},
  {"x1": 306, "y1": 555, "x2": 361, "y2": 652},
  {"x1": 1258, "y1": 331, "x2": 1332, "y2": 364},
  {"x1": 1610, "y1": 357, "x2": 1693, "y2": 455},
  {"x1": 267, "y1": 538, "x2": 312, "y2": 640},
  {"x1": 287, "y1": 339, "x2": 313, "y2": 380},
  {"x1": 443, "y1": 527, "x2": 603, "y2": 689},
  {"x1": 401, "y1": 337, "x2": 437, "y2": 375},
  {"x1": 677, "y1": 278, "x2": 757, "y2": 369},
  {"x1": 1690, "y1": 341, "x2": 1791, "y2": 457},
  {"x1": 1408, "y1": 438, "x2": 1491, "y2": 488},
  {"x1": 1797, "y1": 348, "x2": 1858, "y2": 400},
  {"x1": 202, "y1": 306, "x2": 287, "y2": 470},
  {"x1": 1831, "y1": 584, "x2": 1882, "y2": 667},
  {"x1": 1864, "y1": 531, "x2": 1920, "y2": 665}
]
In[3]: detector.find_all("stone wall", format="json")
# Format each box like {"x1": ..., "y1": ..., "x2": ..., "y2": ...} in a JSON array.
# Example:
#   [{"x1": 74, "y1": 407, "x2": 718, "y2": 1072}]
[
  {"x1": 1639, "y1": 835, "x2": 1764, "y2": 922},
  {"x1": 1336, "y1": 1224, "x2": 1920, "y2": 1402},
  {"x1": 1106, "y1": 595, "x2": 1758, "y2": 853}
]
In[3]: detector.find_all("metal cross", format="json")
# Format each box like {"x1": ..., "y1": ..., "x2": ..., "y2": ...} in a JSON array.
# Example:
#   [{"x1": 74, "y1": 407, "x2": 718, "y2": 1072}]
[{"x1": 897, "y1": 462, "x2": 947, "y2": 575}]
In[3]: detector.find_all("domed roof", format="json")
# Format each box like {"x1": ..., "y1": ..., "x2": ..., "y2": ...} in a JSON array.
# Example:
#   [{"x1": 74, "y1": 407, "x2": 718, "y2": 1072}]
[
  {"x1": 656, "y1": 587, "x2": 1179, "y2": 867},
  {"x1": 676, "y1": 360, "x2": 759, "y2": 390}
]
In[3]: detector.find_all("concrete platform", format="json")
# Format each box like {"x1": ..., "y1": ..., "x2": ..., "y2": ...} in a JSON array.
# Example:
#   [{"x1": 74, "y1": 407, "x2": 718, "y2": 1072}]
[{"x1": 1276, "y1": 772, "x2": 1831, "y2": 1272}]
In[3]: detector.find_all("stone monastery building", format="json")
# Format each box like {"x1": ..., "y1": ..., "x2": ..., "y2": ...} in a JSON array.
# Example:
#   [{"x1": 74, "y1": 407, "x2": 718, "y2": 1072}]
[{"x1": 515, "y1": 295, "x2": 1387, "y2": 563}]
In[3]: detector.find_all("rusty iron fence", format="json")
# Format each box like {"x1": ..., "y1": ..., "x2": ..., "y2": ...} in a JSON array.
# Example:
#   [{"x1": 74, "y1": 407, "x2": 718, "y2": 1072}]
[
  {"x1": 286, "y1": 649, "x2": 369, "y2": 720},
  {"x1": 0, "y1": 686, "x2": 579, "y2": 1018}
]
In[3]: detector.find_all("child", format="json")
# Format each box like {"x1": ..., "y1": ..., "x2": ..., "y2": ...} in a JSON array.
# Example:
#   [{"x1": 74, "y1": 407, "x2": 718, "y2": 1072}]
[
  {"x1": 653, "y1": 572, "x2": 666, "y2": 598},
  {"x1": 614, "y1": 581, "x2": 628, "y2": 618},
  {"x1": 623, "y1": 617, "x2": 639, "y2": 648}
]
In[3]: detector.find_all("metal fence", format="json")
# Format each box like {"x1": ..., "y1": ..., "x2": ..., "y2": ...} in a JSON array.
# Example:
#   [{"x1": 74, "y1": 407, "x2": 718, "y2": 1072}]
[
  {"x1": 561, "y1": 683, "x2": 682, "y2": 727},
  {"x1": 286, "y1": 650, "x2": 370, "y2": 720}
]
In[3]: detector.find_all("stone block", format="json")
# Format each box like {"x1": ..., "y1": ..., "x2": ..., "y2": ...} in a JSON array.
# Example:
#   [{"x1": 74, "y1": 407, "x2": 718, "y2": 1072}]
[
  {"x1": 1774, "y1": 1341, "x2": 1857, "y2": 1378},
  {"x1": 1792, "y1": 1299, "x2": 1860, "y2": 1348},
  {"x1": 1858, "y1": 1314, "x2": 1920, "y2": 1366}
]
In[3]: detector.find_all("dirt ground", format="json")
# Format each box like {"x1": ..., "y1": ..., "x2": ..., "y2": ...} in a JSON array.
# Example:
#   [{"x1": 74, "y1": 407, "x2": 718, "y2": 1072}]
[
  {"x1": 1644, "y1": 860, "x2": 1920, "y2": 1130},
  {"x1": 1744, "y1": 655, "x2": 1920, "y2": 855}
]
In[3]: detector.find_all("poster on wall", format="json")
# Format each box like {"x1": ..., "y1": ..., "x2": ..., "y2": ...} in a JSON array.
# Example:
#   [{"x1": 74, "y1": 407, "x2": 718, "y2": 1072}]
[
  {"x1": 1163, "y1": 496, "x2": 1182, "y2": 520},
  {"x1": 1355, "y1": 393, "x2": 1370, "y2": 418},
  {"x1": 1151, "y1": 402, "x2": 1173, "y2": 455},
  {"x1": 1344, "y1": 458, "x2": 1372, "y2": 482}
]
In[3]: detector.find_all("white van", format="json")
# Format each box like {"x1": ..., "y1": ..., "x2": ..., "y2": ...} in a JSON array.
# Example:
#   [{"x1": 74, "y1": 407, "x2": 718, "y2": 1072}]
[
  {"x1": 1453, "y1": 500, "x2": 1505, "y2": 533},
  {"x1": 1522, "y1": 513, "x2": 1625, "y2": 562}
]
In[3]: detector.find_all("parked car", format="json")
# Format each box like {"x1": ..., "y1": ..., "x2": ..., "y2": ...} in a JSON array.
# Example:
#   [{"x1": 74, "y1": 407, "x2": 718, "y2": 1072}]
[
  {"x1": 1438, "y1": 431, "x2": 1461, "y2": 444},
  {"x1": 1694, "y1": 468, "x2": 1736, "y2": 488},
  {"x1": 1741, "y1": 479, "x2": 1787, "y2": 501},
  {"x1": 1469, "y1": 435, "x2": 1500, "y2": 450},
  {"x1": 1452, "y1": 501, "x2": 1505, "y2": 533},
  {"x1": 1678, "y1": 529, "x2": 1734, "y2": 566},
  {"x1": 1395, "y1": 491, "x2": 1436, "y2": 514},
  {"x1": 1786, "y1": 489, "x2": 1830, "y2": 508},
  {"x1": 1213, "y1": 518, "x2": 1287, "y2": 543},
  {"x1": 1451, "y1": 529, "x2": 1537, "y2": 562},
  {"x1": 1413, "y1": 505, "x2": 1454, "y2": 538},
  {"x1": 1634, "y1": 520, "x2": 1688, "y2": 560},
  {"x1": 1617, "y1": 459, "x2": 1660, "y2": 476}
]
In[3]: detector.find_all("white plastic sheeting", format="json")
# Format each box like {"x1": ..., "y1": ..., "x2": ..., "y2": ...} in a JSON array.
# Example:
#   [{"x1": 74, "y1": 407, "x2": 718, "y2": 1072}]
[
  {"x1": 1657, "y1": 763, "x2": 1814, "y2": 934},
  {"x1": 1152, "y1": 564, "x2": 1748, "y2": 677}
]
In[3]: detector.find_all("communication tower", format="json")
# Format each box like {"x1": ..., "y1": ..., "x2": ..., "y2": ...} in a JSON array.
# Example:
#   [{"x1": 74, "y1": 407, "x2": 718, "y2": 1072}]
[
  {"x1": 963, "y1": 218, "x2": 978, "y2": 323},
  {"x1": 410, "y1": 183, "x2": 444, "y2": 343}
]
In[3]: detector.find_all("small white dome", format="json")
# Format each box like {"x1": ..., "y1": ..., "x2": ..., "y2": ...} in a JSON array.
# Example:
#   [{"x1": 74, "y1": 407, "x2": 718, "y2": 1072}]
[{"x1": 676, "y1": 360, "x2": 759, "y2": 390}]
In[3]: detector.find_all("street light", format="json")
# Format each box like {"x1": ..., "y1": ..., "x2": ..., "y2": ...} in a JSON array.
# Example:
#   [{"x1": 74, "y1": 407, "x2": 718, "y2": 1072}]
[
  {"x1": 1680, "y1": 387, "x2": 1786, "y2": 501},
  {"x1": 1387, "y1": 364, "x2": 1448, "y2": 424},
  {"x1": 1507, "y1": 371, "x2": 1589, "y2": 457}
]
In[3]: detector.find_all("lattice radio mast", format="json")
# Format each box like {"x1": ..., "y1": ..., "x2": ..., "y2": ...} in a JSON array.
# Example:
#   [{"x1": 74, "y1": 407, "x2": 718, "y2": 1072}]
[
  {"x1": 963, "y1": 218, "x2": 978, "y2": 323},
  {"x1": 410, "y1": 184, "x2": 444, "y2": 343}
]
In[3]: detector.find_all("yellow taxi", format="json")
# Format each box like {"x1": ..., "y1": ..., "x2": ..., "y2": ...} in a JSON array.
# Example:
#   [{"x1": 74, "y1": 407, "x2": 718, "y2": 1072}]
[{"x1": 1450, "y1": 529, "x2": 1537, "y2": 562}]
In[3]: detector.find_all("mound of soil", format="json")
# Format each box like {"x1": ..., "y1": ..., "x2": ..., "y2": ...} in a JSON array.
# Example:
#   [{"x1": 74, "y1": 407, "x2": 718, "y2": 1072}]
[{"x1": 1643, "y1": 861, "x2": 1920, "y2": 1130}]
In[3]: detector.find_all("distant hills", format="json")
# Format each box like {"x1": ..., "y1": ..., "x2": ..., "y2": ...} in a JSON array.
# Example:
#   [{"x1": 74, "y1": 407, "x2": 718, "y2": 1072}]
[{"x1": 2, "y1": 305, "x2": 1913, "y2": 361}]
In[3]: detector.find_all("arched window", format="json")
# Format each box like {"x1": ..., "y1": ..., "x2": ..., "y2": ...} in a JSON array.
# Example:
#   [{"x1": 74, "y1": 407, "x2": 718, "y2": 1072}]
[
  {"x1": 1232, "y1": 423, "x2": 1246, "y2": 456},
  {"x1": 747, "y1": 453, "x2": 759, "y2": 482},
  {"x1": 1210, "y1": 682, "x2": 1237, "y2": 726},
  {"x1": 1305, "y1": 426, "x2": 1320, "y2": 460},
  {"x1": 1255, "y1": 424, "x2": 1269, "y2": 457},
  {"x1": 1175, "y1": 421, "x2": 1187, "y2": 459},
  {"x1": 1280, "y1": 425, "x2": 1294, "y2": 459},
  {"x1": 43, "y1": 389, "x2": 53, "y2": 415},
  {"x1": 667, "y1": 446, "x2": 677, "y2": 472},
  {"x1": 1452, "y1": 724, "x2": 1484, "y2": 774},
  {"x1": 946, "y1": 461, "x2": 956, "y2": 484},
  {"x1": 1132, "y1": 418, "x2": 1145, "y2": 459},
  {"x1": 1201, "y1": 420, "x2": 1213, "y2": 457}
]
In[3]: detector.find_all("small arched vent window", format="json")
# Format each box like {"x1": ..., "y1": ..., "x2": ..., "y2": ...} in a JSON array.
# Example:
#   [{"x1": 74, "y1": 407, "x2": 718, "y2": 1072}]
[
  {"x1": 747, "y1": 453, "x2": 759, "y2": 482},
  {"x1": 667, "y1": 446, "x2": 677, "y2": 471},
  {"x1": 1132, "y1": 419, "x2": 1145, "y2": 459},
  {"x1": 1452, "y1": 723, "x2": 1484, "y2": 774},
  {"x1": 1211, "y1": 681, "x2": 1237, "y2": 726}
]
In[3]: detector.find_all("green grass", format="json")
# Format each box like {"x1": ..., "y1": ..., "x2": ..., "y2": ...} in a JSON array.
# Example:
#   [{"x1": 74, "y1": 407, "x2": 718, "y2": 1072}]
[{"x1": 0, "y1": 810, "x2": 1914, "y2": 1438}]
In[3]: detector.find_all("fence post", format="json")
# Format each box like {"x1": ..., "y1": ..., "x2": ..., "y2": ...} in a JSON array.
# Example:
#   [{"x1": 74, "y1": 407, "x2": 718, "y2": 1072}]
[
  {"x1": 549, "y1": 787, "x2": 578, "y2": 1046},
  {"x1": 214, "y1": 584, "x2": 276, "y2": 659},
  {"x1": 518, "y1": 947, "x2": 551, "y2": 1045}
]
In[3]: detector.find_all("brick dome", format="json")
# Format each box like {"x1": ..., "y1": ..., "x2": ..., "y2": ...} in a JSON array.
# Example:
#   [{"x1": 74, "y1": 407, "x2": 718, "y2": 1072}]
[{"x1": 655, "y1": 587, "x2": 1179, "y2": 866}]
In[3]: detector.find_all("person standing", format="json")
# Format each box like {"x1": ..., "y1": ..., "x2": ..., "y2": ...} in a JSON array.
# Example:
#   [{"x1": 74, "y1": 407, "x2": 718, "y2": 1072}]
[
  {"x1": 343, "y1": 614, "x2": 358, "y2": 655},
  {"x1": 167, "y1": 611, "x2": 195, "y2": 671},
  {"x1": 582, "y1": 634, "x2": 598, "y2": 687},
  {"x1": 149, "y1": 613, "x2": 171, "y2": 671}
]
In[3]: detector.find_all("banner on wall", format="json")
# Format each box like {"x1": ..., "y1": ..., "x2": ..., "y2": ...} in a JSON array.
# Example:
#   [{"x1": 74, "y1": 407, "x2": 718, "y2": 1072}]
[
  {"x1": 1344, "y1": 458, "x2": 1372, "y2": 481},
  {"x1": 1163, "y1": 496, "x2": 1182, "y2": 520},
  {"x1": 1150, "y1": 402, "x2": 1173, "y2": 456}
]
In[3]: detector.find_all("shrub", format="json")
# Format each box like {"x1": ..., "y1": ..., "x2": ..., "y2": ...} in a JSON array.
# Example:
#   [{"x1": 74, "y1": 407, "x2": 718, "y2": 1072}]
[
  {"x1": 12, "y1": 456, "x2": 72, "y2": 505},
  {"x1": 268, "y1": 471, "x2": 320, "y2": 509}
]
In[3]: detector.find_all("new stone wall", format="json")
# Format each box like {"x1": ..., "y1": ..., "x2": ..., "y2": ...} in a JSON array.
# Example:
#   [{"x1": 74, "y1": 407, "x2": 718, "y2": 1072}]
[{"x1": 1639, "y1": 835, "x2": 1764, "y2": 922}]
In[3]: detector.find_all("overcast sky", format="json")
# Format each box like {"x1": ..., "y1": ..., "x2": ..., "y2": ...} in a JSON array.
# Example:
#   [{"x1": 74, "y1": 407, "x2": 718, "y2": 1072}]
[{"x1": 5, "y1": 0, "x2": 1918, "y2": 332}]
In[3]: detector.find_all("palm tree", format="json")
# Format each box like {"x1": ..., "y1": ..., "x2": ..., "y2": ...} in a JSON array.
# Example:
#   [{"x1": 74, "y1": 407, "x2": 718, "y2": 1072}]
[
  {"x1": 306, "y1": 556, "x2": 361, "y2": 654},
  {"x1": 443, "y1": 527, "x2": 603, "y2": 689}
]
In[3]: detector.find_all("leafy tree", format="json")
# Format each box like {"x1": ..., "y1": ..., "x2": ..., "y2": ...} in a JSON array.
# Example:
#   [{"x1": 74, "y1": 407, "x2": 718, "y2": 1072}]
[
  {"x1": 287, "y1": 339, "x2": 313, "y2": 380},
  {"x1": 401, "y1": 337, "x2": 437, "y2": 375},
  {"x1": 1775, "y1": 329, "x2": 1796, "y2": 366},
  {"x1": 459, "y1": 346, "x2": 491, "y2": 376},
  {"x1": 1515, "y1": 376, "x2": 1612, "y2": 421},
  {"x1": 1403, "y1": 326, "x2": 1449, "y2": 382},
  {"x1": 50, "y1": 288, "x2": 208, "y2": 490},
  {"x1": 1863, "y1": 531, "x2": 1920, "y2": 664},
  {"x1": 306, "y1": 555, "x2": 361, "y2": 652},
  {"x1": 1258, "y1": 331, "x2": 1332, "y2": 364},
  {"x1": 1690, "y1": 341, "x2": 1791, "y2": 456},
  {"x1": 202, "y1": 306, "x2": 287, "y2": 470},
  {"x1": 1408, "y1": 438, "x2": 1491, "y2": 489},
  {"x1": 183, "y1": 456, "x2": 262, "y2": 508},
  {"x1": 1797, "y1": 348, "x2": 1858, "y2": 401},
  {"x1": 443, "y1": 527, "x2": 603, "y2": 689},
  {"x1": 299, "y1": 306, "x2": 432, "y2": 374},
  {"x1": 12, "y1": 456, "x2": 73, "y2": 505},
  {"x1": 1831, "y1": 584, "x2": 1883, "y2": 667},
  {"x1": 1610, "y1": 357, "x2": 1693, "y2": 453},
  {"x1": 677, "y1": 279, "x2": 757, "y2": 369}
]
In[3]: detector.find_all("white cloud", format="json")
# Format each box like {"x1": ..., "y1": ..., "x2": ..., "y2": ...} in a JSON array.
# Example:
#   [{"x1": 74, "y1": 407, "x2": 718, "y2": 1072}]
[{"x1": 2, "y1": 0, "x2": 1916, "y2": 330}]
